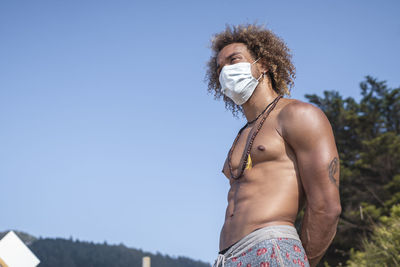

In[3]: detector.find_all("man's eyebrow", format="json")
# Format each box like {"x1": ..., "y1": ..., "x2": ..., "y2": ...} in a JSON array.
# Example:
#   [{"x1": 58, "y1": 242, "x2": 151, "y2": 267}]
[
  {"x1": 217, "y1": 52, "x2": 242, "y2": 68},
  {"x1": 227, "y1": 52, "x2": 241, "y2": 59}
]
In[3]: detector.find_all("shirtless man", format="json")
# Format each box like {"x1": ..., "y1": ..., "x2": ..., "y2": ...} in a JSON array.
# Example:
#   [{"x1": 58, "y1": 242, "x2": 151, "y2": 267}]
[{"x1": 206, "y1": 25, "x2": 341, "y2": 267}]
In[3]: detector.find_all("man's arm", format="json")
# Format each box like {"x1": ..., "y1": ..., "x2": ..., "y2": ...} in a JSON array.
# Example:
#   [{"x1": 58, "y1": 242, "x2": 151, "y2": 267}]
[{"x1": 279, "y1": 101, "x2": 341, "y2": 267}]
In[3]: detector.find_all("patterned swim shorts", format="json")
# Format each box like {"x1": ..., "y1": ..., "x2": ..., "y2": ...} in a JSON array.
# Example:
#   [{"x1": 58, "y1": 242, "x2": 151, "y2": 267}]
[{"x1": 213, "y1": 225, "x2": 310, "y2": 267}]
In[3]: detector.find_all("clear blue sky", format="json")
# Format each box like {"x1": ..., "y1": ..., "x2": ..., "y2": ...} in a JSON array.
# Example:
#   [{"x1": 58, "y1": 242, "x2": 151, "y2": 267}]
[{"x1": 1, "y1": 0, "x2": 399, "y2": 264}]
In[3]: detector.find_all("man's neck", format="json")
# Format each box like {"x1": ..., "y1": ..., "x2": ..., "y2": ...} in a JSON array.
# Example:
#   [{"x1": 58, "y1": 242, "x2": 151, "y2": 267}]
[{"x1": 242, "y1": 83, "x2": 279, "y2": 123}]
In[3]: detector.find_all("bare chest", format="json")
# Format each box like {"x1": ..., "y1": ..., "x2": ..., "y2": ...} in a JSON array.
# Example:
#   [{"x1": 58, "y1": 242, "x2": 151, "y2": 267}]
[{"x1": 222, "y1": 117, "x2": 288, "y2": 180}]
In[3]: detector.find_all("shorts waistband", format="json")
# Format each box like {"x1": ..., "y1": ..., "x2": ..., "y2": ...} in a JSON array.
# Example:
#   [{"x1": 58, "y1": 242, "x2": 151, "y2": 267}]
[{"x1": 222, "y1": 225, "x2": 300, "y2": 259}]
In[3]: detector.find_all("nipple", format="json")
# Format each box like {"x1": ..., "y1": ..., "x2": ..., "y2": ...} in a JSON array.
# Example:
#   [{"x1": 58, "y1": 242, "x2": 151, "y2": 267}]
[{"x1": 257, "y1": 145, "x2": 265, "y2": 151}]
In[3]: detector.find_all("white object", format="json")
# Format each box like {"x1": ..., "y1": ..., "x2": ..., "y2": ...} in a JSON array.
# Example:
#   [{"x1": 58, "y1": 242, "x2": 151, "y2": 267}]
[
  {"x1": 219, "y1": 58, "x2": 262, "y2": 105},
  {"x1": 142, "y1": 256, "x2": 151, "y2": 267},
  {"x1": 0, "y1": 231, "x2": 40, "y2": 267}
]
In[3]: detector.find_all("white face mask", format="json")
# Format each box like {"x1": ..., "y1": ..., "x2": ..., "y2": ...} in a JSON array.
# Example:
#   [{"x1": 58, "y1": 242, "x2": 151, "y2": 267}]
[{"x1": 219, "y1": 58, "x2": 263, "y2": 105}]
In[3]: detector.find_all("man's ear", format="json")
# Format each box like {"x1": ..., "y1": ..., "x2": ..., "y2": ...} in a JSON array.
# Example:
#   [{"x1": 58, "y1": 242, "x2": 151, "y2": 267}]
[{"x1": 258, "y1": 58, "x2": 269, "y2": 74}]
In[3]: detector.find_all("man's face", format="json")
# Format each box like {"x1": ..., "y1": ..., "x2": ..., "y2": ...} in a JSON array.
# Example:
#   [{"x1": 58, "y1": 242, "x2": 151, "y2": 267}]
[{"x1": 216, "y1": 43, "x2": 263, "y2": 78}]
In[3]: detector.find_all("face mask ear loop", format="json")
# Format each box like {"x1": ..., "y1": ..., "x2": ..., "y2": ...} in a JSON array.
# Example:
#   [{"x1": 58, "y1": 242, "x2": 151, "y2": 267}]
[
  {"x1": 252, "y1": 57, "x2": 261, "y2": 65},
  {"x1": 253, "y1": 58, "x2": 264, "y2": 81},
  {"x1": 257, "y1": 70, "x2": 268, "y2": 81}
]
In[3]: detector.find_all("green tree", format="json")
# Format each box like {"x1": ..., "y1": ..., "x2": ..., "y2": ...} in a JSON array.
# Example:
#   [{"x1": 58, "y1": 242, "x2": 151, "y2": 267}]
[
  {"x1": 347, "y1": 204, "x2": 400, "y2": 267},
  {"x1": 304, "y1": 76, "x2": 400, "y2": 266}
]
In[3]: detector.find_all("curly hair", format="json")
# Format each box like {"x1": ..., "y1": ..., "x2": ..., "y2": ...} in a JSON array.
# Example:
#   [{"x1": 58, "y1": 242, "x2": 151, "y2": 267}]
[{"x1": 205, "y1": 24, "x2": 296, "y2": 117}]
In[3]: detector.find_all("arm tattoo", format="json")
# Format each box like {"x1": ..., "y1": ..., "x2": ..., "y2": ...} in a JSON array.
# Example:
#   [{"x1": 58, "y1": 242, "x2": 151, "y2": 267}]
[{"x1": 328, "y1": 157, "x2": 339, "y2": 188}]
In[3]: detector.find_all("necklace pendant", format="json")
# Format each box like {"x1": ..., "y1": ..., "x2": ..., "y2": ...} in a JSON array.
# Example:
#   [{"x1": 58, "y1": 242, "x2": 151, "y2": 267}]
[
  {"x1": 228, "y1": 95, "x2": 281, "y2": 179},
  {"x1": 245, "y1": 154, "x2": 252, "y2": 170}
]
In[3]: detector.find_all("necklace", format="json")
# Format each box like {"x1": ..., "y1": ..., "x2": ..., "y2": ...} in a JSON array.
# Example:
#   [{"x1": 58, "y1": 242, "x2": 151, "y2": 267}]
[
  {"x1": 246, "y1": 99, "x2": 275, "y2": 125},
  {"x1": 228, "y1": 94, "x2": 282, "y2": 179}
]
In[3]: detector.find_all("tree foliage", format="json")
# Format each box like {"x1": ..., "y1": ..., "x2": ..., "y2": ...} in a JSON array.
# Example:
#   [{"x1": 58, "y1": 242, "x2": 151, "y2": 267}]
[
  {"x1": 1, "y1": 230, "x2": 211, "y2": 267},
  {"x1": 28, "y1": 238, "x2": 210, "y2": 267},
  {"x1": 347, "y1": 205, "x2": 400, "y2": 267},
  {"x1": 304, "y1": 76, "x2": 400, "y2": 266}
]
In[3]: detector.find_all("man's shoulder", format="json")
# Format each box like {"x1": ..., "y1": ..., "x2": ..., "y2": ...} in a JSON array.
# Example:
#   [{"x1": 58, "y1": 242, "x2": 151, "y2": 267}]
[
  {"x1": 277, "y1": 97, "x2": 330, "y2": 139},
  {"x1": 278, "y1": 98, "x2": 324, "y2": 120}
]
